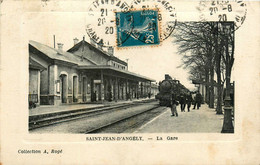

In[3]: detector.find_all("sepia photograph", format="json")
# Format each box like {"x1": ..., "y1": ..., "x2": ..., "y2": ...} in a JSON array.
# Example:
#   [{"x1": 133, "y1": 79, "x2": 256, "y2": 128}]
[{"x1": 29, "y1": 21, "x2": 236, "y2": 134}]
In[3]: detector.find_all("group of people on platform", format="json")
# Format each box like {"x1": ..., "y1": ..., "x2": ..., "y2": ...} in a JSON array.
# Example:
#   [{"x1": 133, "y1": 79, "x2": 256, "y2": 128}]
[{"x1": 170, "y1": 91, "x2": 203, "y2": 117}]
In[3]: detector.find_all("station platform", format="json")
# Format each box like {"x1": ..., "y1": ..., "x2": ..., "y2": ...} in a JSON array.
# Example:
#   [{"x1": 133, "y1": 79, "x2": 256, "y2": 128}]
[
  {"x1": 29, "y1": 98, "x2": 155, "y2": 117},
  {"x1": 135, "y1": 104, "x2": 224, "y2": 133}
]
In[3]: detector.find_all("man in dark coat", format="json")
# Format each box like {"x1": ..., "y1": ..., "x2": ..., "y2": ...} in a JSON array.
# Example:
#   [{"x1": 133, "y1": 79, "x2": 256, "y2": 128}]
[
  {"x1": 93, "y1": 91, "x2": 97, "y2": 102},
  {"x1": 197, "y1": 92, "x2": 203, "y2": 108},
  {"x1": 186, "y1": 93, "x2": 193, "y2": 112},
  {"x1": 193, "y1": 92, "x2": 202, "y2": 109},
  {"x1": 179, "y1": 94, "x2": 186, "y2": 112}
]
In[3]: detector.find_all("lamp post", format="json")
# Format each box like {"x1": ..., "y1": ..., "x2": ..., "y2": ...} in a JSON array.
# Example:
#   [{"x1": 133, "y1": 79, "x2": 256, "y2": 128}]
[{"x1": 221, "y1": 22, "x2": 234, "y2": 133}]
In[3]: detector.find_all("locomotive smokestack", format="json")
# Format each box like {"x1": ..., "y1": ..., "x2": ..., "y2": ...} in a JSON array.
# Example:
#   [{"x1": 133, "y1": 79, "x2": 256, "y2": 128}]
[{"x1": 165, "y1": 74, "x2": 172, "y2": 80}]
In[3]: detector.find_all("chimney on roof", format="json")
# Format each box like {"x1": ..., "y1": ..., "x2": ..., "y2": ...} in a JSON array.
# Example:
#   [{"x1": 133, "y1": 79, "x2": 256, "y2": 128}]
[
  {"x1": 57, "y1": 43, "x2": 63, "y2": 51},
  {"x1": 107, "y1": 46, "x2": 114, "y2": 56},
  {"x1": 73, "y1": 38, "x2": 79, "y2": 45}
]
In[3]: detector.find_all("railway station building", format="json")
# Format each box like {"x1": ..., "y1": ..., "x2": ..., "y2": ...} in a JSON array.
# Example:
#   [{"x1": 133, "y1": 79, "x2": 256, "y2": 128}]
[{"x1": 29, "y1": 38, "x2": 155, "y2": 106}]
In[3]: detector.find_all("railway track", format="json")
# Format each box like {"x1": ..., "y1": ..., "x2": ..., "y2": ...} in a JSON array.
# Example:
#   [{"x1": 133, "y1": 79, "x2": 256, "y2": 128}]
[
  {"x1": 29, "y1": 99, "x2": 156, "y2": 130},
  {"x1": 85, "y1": 105, "x2": 167, "y2": 134}
]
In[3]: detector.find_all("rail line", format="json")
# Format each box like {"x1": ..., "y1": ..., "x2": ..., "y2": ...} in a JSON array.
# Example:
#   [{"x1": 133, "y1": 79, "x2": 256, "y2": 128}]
[
  {"x1": 29, "y1": 99, "x2": 156, "y2": 130},
  {"x1": 85, "y1": 105, "x2": 166, "y2": 133}
]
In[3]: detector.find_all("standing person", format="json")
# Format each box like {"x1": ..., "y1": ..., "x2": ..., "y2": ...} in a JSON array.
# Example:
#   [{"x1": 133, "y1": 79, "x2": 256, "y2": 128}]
[
  {"x1": 108, "y1": 91, "x2": 112, "y2": 102},
  {"x1": 193, "y1": 92, "x2": 202, "y2": 109},
  {"x1": 197, "y1": 92, "x2": 203, "y2": 109},
  {"x1": 193, "y1": 92, "x2": 198, "y2": 109},
  {"x1": 179, "y1": 94, "x2": 186, "y2": 112},
  {"x1": 148, "y1": 92, "x2": 151, "y2": 99},
  {"x1": 170, "y1": 93, "x2": 178, "y2": 117},
  {"x1": 186, "y1": 92, "x2": 193, "y2": 112},
  {"x1": 93, "y1": 91, "x2": 97, "y2": 102}
]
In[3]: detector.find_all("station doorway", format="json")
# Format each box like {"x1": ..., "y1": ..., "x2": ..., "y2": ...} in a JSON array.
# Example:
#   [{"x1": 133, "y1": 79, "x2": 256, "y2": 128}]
[
  {"x1": 82, "y1": 77, "x2": 87, "y2": 102},
  {"x1": 95, "y1": 83, "x2": 101, "y2": 101},
  {"x1": 60, "y1": 74, "x2": 67, "y2": 103},
  {"x1": 73, "y1": 76, "x2": 78, "y2": 102}
]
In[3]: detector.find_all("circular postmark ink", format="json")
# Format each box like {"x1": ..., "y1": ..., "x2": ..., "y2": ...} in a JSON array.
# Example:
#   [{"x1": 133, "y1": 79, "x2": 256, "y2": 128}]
[
  {"x1": 198, "y1": 0, "x2": 247, "y2": 31},
  {"x1": 85, "y1": 0, "x2": 133, "y2": 48},
  {"x1": 130, "y1": 0, "x2": 177, "y2": 42}
]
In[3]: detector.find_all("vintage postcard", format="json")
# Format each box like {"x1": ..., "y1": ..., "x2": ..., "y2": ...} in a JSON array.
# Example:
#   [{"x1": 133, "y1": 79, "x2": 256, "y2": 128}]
[{"x1": 0, "y1": 0, "x2": 259, "y2": 164}]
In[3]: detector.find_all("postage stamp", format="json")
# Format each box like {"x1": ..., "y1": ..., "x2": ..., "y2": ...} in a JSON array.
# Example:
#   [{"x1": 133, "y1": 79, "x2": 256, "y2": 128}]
[{"x1": 116, "y1": 9, "x2": 160, "y2": 47}]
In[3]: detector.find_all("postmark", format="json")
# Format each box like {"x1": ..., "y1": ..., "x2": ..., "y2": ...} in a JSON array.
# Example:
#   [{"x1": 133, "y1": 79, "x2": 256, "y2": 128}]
[
  {"x1": 86, "y1": 0, "x2": 131, "y2": 48},
  {"x1": 86, "y1": 0, "x2": 177, "y2": 48},
  {"x1": 198, "y1": 0, "x2": 247, "y2": 31}
]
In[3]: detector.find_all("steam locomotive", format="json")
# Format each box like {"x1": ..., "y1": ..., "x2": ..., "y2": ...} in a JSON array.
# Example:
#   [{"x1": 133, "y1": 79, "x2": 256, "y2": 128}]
[{"x1": 155, "y1": 74, "x2": 190, "y2": 106}]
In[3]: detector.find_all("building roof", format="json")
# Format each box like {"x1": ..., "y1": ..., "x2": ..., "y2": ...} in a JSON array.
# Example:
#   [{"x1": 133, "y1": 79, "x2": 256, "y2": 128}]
[
  {"x1": 67, "y1": 40, "x2": 127, "y2": 65},
  {"x1": 29, "y1": 40, "x2": 96, "y2": 66},
  {"x1": 29, "y1": 40, "x2": 154, "y2": 82}
]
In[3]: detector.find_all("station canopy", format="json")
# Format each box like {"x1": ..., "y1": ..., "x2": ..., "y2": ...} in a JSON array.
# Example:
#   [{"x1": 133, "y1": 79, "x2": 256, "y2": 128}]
[{"x1": 78, "y1": 65, "x2": 155, "y2": 82}]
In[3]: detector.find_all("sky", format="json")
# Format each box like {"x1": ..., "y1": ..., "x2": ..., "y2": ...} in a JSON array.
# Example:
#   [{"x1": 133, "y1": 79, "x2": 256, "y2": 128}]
[
  {"x1": 23, "y1": 2, "x2": 199, "y2": 90},
  {"x1": 2, "y1": 0, "x2": 252, "y2": 96}
]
